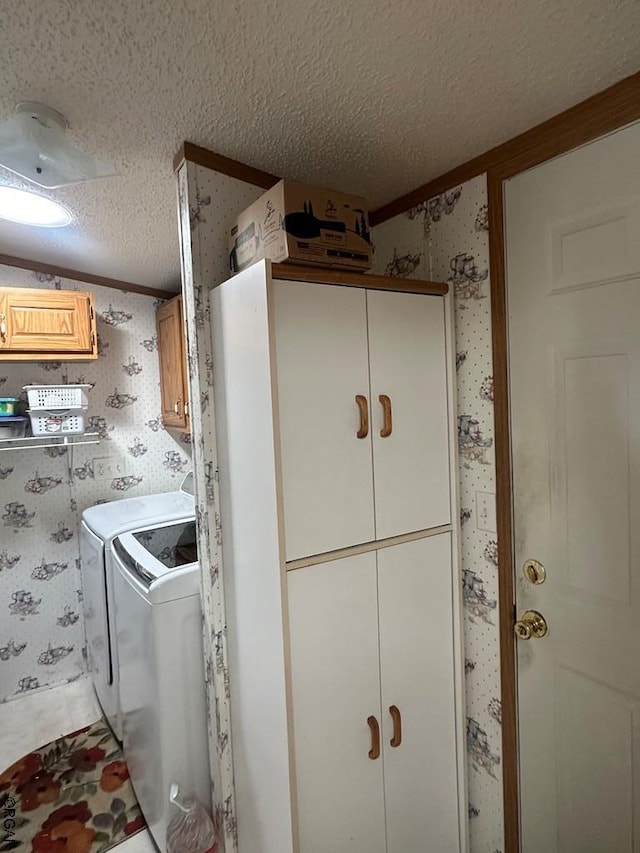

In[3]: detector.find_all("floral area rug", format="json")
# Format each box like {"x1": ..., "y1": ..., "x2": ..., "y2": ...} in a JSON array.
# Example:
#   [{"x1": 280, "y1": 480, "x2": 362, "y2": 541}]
[{"x1": 0, "y1": 719, "x2": 146, "y2": 851}]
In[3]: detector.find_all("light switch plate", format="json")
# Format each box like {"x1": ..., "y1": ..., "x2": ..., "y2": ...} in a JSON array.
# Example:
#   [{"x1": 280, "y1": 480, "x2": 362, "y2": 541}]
[{"x1": 475, "y1": 491, "x2": 497, "y2": 533}]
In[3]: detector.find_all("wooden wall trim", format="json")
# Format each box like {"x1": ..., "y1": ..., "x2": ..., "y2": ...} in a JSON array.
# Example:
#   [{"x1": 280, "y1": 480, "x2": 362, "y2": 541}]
[
  {"x1": 0, "y1": 253, "x2": 172, "y2": 300},
  {"x1": 487, "y1": 173, "x2": 519, "y2": 853},
  {"x1": 173, "y1": 141, "x2": 280, "y2": 189},
  {"x1": 371, "y1": 70, "x2": 640, "y2": 225},
  {"x1": 371, "y1": 153, "x2": 501, "y2": 226},
  {"x1": 271, "y1": 262, "x2": 448, "y2": 295}
]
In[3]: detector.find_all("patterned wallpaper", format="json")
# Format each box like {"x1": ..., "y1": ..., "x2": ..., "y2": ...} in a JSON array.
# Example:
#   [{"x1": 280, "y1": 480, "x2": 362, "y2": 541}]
[
  {"x1": 177, "y1": 163, "x2": 263, "y2": 852},
  {"x1": 0, "y1": 266, "x2": 190, "y2": 704},
  {"x1": 371, "y1": 174, "x2": 503, "y2": 853}
]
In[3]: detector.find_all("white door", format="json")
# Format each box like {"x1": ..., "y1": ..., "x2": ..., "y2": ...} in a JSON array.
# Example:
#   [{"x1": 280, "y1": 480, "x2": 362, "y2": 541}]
[
  {"x1": 272, "y1": 280, "x2": 375, "y2": 561},
  {"x1": 377, "y1": 534, "x2": 461, "y2": 853},
  {"x1": 505, "y1": 121, "x2": 640, "y2": 852},
  {"x1": 367, "y1": 290, "x2": 451, "y2": 539},
  {"x1": 287, "y1": 552, "x2": 386, "y2": 853}
]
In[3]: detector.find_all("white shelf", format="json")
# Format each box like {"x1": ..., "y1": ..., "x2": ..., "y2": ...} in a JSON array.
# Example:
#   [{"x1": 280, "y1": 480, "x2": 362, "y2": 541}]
[{"x1": 0, "y1": 432, "x2": 101, "y2": 453}]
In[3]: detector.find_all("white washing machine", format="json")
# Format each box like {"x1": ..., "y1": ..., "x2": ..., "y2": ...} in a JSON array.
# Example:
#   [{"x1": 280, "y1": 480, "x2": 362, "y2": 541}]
[
  {"x1": 111, "y1": 518, "x2": 210, "y2": 852},
  {"x1": 79, "y1": 474, "x2": 195, "y2": 741}
]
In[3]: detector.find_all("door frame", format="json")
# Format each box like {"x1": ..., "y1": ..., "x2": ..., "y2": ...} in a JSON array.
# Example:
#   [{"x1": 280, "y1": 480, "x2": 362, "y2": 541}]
[{"x1": 488, "y1": 87, "x2": 640, "y2": 851}]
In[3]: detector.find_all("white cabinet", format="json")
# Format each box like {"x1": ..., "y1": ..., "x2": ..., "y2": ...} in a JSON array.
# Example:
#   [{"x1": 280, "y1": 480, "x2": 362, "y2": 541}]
[
  {"x1": 210, "y1": 261, "x2": 465, "y2": 853},
  {"x1": 273, "y1": 281, "x2": 451, "y2": 561},
  {"x1": 288, "y1": 534, "x2": 460, "y2": 853},
  {"x1": 288, "y1": 551, "x2": 386, "y2": 853},
  {"x1": 272, "y1": 282, "x2": 375, "y2": 560},
  {"x1": 367, "y1": 289, "x2": 450, "y2": 542},
  {"x1": 377, "y1": 534, "x2": 460, "y2": 853}
]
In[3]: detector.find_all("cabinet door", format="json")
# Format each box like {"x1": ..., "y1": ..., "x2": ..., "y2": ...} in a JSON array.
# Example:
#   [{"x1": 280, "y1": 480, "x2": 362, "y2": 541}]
[
  {"x1": 367, "y1": 290, "x2": 451, "y2": 539},
  {"x1": 287, "y1": 552, "x2": 386, "y2": 853},
  {"x1": 377, "y1": 534, "x2": 461, "y2": 853},
  {"x1": 273, "y1": 281, "x2": 375, "y2": 561},
  {"x1": 0, "y1": 287, "x2": 96, "y2": 357},
  {"x1": 157, "y1": 296, "x2": 188, "y2": 429}
]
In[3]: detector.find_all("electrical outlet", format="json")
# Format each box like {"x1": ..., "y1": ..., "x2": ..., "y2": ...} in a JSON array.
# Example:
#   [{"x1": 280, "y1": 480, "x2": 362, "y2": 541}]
[
  {"x1": 475, "y1": 491, "x2": 497, "y2": 533},
  {"x1": 93, "y1": 455, "x2": 127, "y2": 481}
]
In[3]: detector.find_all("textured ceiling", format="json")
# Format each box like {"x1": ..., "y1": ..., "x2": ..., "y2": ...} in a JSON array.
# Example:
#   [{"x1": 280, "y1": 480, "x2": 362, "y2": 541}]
[{"x1": 1, "y1": 0, "x2": 638, "y2": 290}]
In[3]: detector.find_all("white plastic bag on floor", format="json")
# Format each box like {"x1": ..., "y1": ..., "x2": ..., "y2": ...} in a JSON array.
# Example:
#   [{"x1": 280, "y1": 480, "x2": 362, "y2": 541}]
[{"x1": 166, "y1": 783, "x2": 219, "y2": 853}]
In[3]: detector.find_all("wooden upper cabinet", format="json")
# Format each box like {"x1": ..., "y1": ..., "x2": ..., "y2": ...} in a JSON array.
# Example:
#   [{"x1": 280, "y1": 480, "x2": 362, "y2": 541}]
[
  {"x1": 156, "y1": 294, "x2": 189, "y2": 430},
  {"x1": 0, "y1": 287, "x2": 97, "y2": 360}
]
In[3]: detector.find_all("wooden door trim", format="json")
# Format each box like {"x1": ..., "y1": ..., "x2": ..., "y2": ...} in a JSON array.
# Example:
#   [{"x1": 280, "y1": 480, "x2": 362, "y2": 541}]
[
  {"x1": 370, "y1": 70, "x2": 640, "y2": 226},
  {"x1": 487, "y1": 171, "x2": 520, "y2": 853},
  {"x1": 488, "y1": 95, "x2": 640, "y2": 853}
]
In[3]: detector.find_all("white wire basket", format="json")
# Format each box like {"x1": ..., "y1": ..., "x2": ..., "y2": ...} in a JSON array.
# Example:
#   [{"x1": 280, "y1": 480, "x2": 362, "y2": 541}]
[
  {"x1": 23, "y1": 384, "x2": 91, "y2": 410},
  {"x1": 28, "y1": 409, "x2": 87, "y2": 436}
]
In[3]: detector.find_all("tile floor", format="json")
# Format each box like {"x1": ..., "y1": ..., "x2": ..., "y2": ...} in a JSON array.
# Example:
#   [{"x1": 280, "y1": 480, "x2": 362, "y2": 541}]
[{"x1": 0, "y1": 676, "x2": 157, "y2": 852}]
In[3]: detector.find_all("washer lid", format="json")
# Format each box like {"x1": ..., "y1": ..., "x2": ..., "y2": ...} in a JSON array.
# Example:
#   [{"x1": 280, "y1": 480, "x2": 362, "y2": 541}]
[
  {"x1": 113, "y1": 518, "x2": 199, "y2": 601},
  {"x1": 82, "y1": 489, "x2": 195, "y2": 540}
]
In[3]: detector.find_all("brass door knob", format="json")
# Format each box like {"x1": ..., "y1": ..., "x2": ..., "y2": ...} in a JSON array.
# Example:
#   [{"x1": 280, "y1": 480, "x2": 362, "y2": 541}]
[{"x1": 514, "y1": 609, "x2": 548, "y2": 640}]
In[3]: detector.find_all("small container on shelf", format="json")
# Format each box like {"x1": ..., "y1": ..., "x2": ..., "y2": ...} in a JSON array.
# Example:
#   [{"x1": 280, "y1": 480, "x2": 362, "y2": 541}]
[
  {"x1": 0, "y1": 398, "x2": 18, "y2": 417},
  {"x1": 23, "y1": 384, "x2": 91, "y2": 410},
  {"x1": 28, "y1": 408, "x2": 87, "y2": 436},
  {"x1": 0, "y1": 416, "x2": 28, "y2": 439},
  {"x1": 23, "y1": 384, "x2": 90, "y2": 437}
]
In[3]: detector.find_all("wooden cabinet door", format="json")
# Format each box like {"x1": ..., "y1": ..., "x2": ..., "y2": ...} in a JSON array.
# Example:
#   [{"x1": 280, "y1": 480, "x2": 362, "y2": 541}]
[
  {"x1": 273, "y1": 281, "x2": 375, "y2": 561},
  {"x1": 157, "y1": 295, "x2": 188, "y2": 429},
  {"x1": 0, "y1": 287, "x2": 96, "y2": 357},
  {"x1": 287, "y1": 552, "x2": 386, "y2": 853},
  {"x1": 377, "y1": 534, "x2": 461, "y2": 853},
  {"x1": 367, "y1": 290, "x2": 451, "y2": 539}
]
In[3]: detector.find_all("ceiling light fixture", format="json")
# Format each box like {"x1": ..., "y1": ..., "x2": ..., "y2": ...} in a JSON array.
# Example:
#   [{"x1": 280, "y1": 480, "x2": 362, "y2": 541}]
[
  {"x1": 0, "y1": 102, "x2": 116, "y2": 189},
  {"x1": 0, "y1": 186, "x2": 72, "y2": 227}
]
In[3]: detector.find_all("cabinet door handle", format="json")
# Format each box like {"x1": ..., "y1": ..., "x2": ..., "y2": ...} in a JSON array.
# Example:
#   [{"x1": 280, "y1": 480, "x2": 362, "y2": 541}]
[
  {"x1": 174, "y1": 399, "x2": 182, "y2": 416},
  {"x1": 355, "y1": 395, "x2": 369, "y2": 439},
  {"x1": 0, "y1": 313, "x2": 6, "y2": 344},
  {"x1": 389, "y1": 705, "x2": 402, "y2": 747},
  {"x1": 367, "y1": 715, "x2": 380, "y2": 759},
  {"x1": 379, "y1": 394, "x2": 392, "y2": 437}
]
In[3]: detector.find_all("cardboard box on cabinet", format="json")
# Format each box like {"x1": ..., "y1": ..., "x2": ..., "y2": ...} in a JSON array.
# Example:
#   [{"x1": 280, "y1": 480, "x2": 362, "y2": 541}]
[{"x1": 229, "y1": 180, "x2": 372, "y2": 273}]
